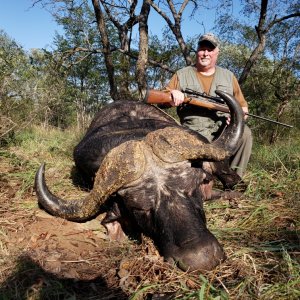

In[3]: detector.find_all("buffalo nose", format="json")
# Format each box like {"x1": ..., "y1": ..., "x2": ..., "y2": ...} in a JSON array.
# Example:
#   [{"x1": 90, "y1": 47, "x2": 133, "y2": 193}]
[{"x1": 171, "y1": 234, "x2": 226, "y2": 272}]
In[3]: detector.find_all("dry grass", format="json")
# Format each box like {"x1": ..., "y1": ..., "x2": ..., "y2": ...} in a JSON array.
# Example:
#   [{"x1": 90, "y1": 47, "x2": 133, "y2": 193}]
[{"x1": 0, "y1": 126, "x2": 299, "y2": 299}]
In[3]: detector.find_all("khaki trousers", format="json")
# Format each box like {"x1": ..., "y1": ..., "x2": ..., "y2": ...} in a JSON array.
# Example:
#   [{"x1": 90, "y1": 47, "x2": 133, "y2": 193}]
[{"x1": 229, "y1": 125, "x2": 252, "y2": 177}]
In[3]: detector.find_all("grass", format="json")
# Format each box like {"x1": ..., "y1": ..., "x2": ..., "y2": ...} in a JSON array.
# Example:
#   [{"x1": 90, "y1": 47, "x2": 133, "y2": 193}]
[{"x1": 0, "y1": 125, "x2": 299, "y2": 299}]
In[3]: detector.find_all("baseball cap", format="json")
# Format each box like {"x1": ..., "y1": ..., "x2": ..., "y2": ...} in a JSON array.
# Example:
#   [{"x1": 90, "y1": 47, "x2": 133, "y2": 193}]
[{"x1": 198, "y1": 33, "x2": 220, "y2": 48}]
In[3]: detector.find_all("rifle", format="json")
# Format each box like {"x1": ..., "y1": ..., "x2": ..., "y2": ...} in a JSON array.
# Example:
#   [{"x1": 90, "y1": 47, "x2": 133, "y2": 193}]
[{"x1": 144, "y1": 89, "x2": 293, "y2": 128}]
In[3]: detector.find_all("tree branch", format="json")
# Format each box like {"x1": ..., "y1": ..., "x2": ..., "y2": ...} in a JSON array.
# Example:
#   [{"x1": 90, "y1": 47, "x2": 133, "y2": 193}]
[
  {"x1": 265, "y1": 12, "x2": 300, "y2": 32},
  {"x1": 146, "y1": 0, "x2": 176, "y2": 31},
  {"x1": 147, "y1": 0, "x2": 192, "y2": 65},
  {"x1": 61, "y1": 46, "x2": 175, "y2": 73},
  {"x1": 136, "y1": 0, "x2": 151, "y2": 95}
]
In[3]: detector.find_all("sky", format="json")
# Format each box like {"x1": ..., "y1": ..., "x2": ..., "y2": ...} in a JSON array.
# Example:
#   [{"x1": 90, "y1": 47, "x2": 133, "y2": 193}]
[
  {"x1": 0, "y1": 0, "x2": 226, "y2": 51},
  {"x1": 0, "y1": 1, "x2": 63, "y2": 50}
]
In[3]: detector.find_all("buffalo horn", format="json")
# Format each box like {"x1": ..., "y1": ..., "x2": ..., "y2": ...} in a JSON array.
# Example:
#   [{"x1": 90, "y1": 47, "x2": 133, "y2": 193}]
[
  {"x1": 35, "y1": 140, "x2": 145, "y2": 221},
  {"x1": 212, "y1": 90, "x2": 244, "y2": 154}
]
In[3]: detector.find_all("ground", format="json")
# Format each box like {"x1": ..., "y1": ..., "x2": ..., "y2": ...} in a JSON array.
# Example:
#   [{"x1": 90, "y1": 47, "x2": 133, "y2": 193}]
[
  {"x1": 0, "y1": 153, "x2": 184, "y2": 299},
  {"x1": 0, "y1": 155, "x2": 129, "y2": 298},
  {"x1": 0, "y1": 144, "x2": 299, "y2": 299}
]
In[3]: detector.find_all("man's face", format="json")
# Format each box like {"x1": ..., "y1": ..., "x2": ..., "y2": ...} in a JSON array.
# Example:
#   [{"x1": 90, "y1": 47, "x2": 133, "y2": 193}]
[{"x1": 196, "y1": 42, "x2": 219, "y2": 70}]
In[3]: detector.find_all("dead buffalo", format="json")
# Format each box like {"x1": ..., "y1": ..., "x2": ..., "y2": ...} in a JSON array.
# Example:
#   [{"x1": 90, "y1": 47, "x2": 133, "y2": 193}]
[{"x1": 35, "y1": 90, "x2": 244, "y2": 272}]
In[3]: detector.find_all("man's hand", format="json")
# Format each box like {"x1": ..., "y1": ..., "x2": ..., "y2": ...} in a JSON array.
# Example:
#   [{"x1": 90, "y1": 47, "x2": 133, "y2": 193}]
[
  {"x1": 226, "y1": 106, "x2": 249, "y2": 125},
  {"x1": 170, "y1": 90, "x2": 185, "y2": 106},
  {"x1": 242, "y1": 107, "x2": 249, "y2": 120}
]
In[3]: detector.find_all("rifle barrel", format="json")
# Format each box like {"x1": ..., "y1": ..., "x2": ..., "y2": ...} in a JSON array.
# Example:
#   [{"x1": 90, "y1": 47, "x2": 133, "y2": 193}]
[
  {"x1": 184, "y1": 89, "x2": 293, "y2": 128},
  {"x1": 246, "y1": 113, "x2": 293, "y2": 128}
]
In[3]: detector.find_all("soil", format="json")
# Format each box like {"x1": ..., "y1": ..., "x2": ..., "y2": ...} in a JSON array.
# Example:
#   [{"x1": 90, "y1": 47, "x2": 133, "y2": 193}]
[{"x1": 0, "y1": 156, "x2": 164, "y2": 299}]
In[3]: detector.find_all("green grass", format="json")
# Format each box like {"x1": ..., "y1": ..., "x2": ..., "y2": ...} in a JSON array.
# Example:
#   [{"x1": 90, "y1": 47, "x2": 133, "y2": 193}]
[
  {"x1": 1, "y1": 126, "x2": 83, "y2": 198},
  {"x1": 245, "y1": 137, "x2": 299, "y2": 201},
  {"x1": 257, "y1": 249, "x2": 300, "y2": 299}
]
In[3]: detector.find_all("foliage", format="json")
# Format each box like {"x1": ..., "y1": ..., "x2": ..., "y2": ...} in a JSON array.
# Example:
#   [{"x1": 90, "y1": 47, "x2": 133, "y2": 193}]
[
  {"x1": 52, "y1": 0, "x2": 113, "y2": 118},
  {"x1": 1, "y1": 1, "x2": 299, "y2": 139},
  {"x1": 0, "y1": 30, "x2": 34, "y2": 139},
  {"x1": 147, "y1": 32, "x2": 187, "y2": 88},
  {"x1": 0, "y1": 30, "x2": 77, "y2": 143},
  {"x1": 214, "y1": 0, "x2": 299, "y2": 141}
]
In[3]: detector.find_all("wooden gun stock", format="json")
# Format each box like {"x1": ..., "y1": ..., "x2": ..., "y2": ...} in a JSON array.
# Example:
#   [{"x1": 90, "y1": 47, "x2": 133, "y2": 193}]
[
  {"x1": 144, "y1": 89, "x2": 293, "y2": 128},
  {"x1": 144, "y1": 89, "x2": 230, "y2": 113}
]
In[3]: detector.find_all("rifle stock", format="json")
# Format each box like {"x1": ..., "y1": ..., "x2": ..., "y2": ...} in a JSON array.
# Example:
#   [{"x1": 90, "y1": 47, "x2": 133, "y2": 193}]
[
  {"x1": 144, "y1": 89, "x2": 293, "y2": 128},
  {"x1": 144, "y1": 89, "x2": 230, "y2": 113}
]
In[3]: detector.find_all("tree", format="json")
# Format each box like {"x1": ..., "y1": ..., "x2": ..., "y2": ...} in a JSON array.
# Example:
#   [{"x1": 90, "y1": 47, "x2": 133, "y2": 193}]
[
  {"x1": 31, "y1": 0, "x2": 299, "y2": 142},
  {"x1": 146, "y1": 0, "x2": 200, "y2": 65},
  {"x1": 52, "y1": 1, "x2": 113, "y2": 128},
  {"x1": 239, "y1": 0, "x2": 300, "y2": 84},
  {"x1": 33, "y1": 0, "x2": 202, "y2": 100},
  {"x1": 0, "y1": 30, "x2": 34, "y2": 140},
  {"x1": 28, "y1": 49, "x2": 75, "y2": 128},
  {"x1": 91, "y1": 0, "x2": 153, "y2": 99},
  {"x1": 215, "y1": 0, "x2": 300, "y2": 84},
  {"x1": 0, "y1": 28, "x2": 77, "y2": 139},
  {"x1": 215, "y1": 0, "x2": 299, "y2": 142},
  {"x1": 267, "y1": 21, "x2": 300, "y2": 142}
]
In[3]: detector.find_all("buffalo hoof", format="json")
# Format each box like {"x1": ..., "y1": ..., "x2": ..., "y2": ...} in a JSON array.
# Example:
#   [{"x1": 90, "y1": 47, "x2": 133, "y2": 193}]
[{"x1": 217, "y1": 171, "x2": 243, "y2": 190}]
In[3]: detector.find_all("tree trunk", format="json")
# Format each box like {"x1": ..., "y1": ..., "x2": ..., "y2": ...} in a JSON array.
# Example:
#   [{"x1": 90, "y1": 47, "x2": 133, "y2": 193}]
[
  {"x1": 239, "y1": 0, "x2": 300, "y2": 85},
  {"x1": 118, "y1": 30, "x2": 132, "y2": 100},
  {"x1": 239, "y1": 0, "x2": 268, "y2": 85},
  {"x1": 91, "y1": 0, "x2": 118, "y2": 100},
  {"x1": 239, "y1": 35, "x2": 266, "y2": 85},
  {"x1": 136, "y1": 0, "x2": 151, "y2": 98}
]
